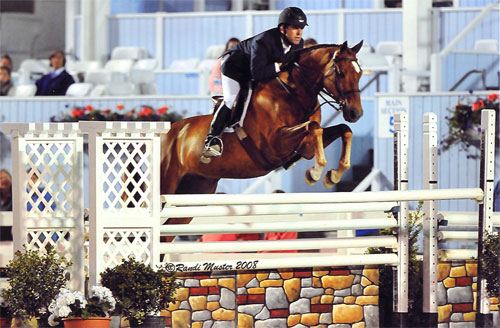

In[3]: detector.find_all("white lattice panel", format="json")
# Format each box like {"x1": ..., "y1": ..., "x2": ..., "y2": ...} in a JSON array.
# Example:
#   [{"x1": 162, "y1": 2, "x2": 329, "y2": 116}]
[
  {"x1": 101, "y1": 229, "x2": 152, "y2": 268},
  {"x1": 0, "y1": 123, "x2": 85, "y2": 292},
  {"x1": 101, "y1": 141, "x2": 152, "y2": 211},
  {"x1": 81, "y1": 121, "x2": 169, "y2": 286},
  {"x1": 25, "y1": 142, "x2": 79, "y2": 217}
]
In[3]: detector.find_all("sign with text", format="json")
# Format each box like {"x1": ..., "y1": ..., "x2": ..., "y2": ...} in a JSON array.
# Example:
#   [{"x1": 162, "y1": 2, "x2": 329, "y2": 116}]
[{"x1": 377, "y1": 96, "x2": 410, "y2": 138}]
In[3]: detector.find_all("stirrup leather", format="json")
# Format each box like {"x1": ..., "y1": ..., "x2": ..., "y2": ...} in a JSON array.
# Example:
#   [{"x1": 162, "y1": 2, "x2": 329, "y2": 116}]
[{"x1": 202, "y1": 136, "x2": 224, "y2": 158}]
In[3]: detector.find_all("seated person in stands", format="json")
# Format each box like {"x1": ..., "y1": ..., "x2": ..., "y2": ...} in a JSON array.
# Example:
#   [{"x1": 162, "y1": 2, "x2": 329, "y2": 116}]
[
  {"x1": 208, "y1": 37, "x2": 240, "y2": 95},
  {"x1": 0, "y1": 66, "x2": 13, "y2": 96},
  {"x1": 0, "y1": 169, "x2": 12, "y2": 211},
  {"x1": 1, "y1": 54, "x2": 12, "y2": 71},
  {"x1": 35, "y1": 50, "x2": 74, "y2": 96}
]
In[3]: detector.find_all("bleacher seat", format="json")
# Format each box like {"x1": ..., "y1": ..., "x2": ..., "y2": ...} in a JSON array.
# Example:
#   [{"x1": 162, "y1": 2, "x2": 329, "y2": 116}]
[
  {"x1": 376, "y1": 41, "x2": 403, "y2": 56},
  {"x1": 65, "y1": 83, "x2": 93, "y2": 97},
  {"x1": 168, "y1": 58, "x2": 200, "y2": 71},
  {"x1": 66, "y1": 60, "x2": 101, "y2": 82},
  {"x1": 104, "y1": 59, "x2": 135, "y2": 73},
  {"x1": 474, "y1": 39, "x2": 498, "y2": 53},
  {"x1": 89, "y1": 84, "x2": 107, "y2": 97},
  {"x1": 111, "y1": 47, "x2": 148, "y2": 60},
  {"x1": 85, "y1": 71, "x2": 111, "y2": 84},
  {"x1": 12, "y1": 84, "x2": 36, "y2": 97},
  {"x1": 17, "y1": 59, "x2": 49, "y2": 84},
  {"x1": 106, "y1": 82, "x2": 136, "y2": 96},
  {"x1": 133, "y1": 59, "x2": 158, "y2": 70}
]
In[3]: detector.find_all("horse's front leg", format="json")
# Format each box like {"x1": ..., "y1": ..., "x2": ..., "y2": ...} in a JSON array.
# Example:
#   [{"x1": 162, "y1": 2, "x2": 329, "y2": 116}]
[
  {"x1": 277, "y1": 120, "x2": 326, "y2": 185},
  {"x1": 322, "y1": 124, "x2": 352, "y2": 188}
]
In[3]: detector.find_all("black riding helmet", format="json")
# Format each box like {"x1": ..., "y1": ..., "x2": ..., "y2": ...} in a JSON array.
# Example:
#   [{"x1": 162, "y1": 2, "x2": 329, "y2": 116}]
[{"x1": 278, "y1": 7, "x2": 308, "y2": 29}]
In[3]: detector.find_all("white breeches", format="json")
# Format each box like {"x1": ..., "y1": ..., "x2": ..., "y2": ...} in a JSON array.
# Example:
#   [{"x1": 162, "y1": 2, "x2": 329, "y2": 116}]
[{"x1": 221, "y1": 54, "x2": 240, "y2": 108}]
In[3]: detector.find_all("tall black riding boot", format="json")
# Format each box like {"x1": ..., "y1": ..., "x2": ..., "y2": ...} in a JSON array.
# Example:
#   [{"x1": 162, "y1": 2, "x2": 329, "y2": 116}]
[{"x1": 201, "y1": 103, "x2": 232, "y2": 159}]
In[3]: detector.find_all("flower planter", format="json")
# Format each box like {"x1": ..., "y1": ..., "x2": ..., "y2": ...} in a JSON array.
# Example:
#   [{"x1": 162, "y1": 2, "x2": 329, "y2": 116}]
[
  {"x1": 63, "y1": 317, "x2": 111, "y2": 328},
  {"x1": 129, "y1": 315, "x2": 166, "y2": 328},
  {"x1": 0, "y1": 317, "x2": 10, "y2": 328}
]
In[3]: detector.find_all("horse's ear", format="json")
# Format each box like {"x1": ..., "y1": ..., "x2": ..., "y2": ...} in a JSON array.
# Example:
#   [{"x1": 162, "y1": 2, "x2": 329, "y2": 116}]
[
  {"x1": 340, "y1": 41, "x2": 348, "y2": 52},
  {"x1": 351, "y1": 40, "x2": 364, "y2": 54}
]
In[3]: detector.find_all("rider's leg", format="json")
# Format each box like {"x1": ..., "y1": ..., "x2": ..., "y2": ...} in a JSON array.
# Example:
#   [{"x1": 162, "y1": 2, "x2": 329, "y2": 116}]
[{"x1": 202, "y1": 70, "x2": 240, "y2": 158}]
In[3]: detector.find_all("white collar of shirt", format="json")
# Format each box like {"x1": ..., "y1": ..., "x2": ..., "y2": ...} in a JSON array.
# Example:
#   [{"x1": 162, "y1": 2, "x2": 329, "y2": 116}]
[
  {"x1": 281, "y1": 38, "x2": 291, "y2": 54},
  {"x1": 51, "y1": 67, "x2": 65, "y2": 77}
]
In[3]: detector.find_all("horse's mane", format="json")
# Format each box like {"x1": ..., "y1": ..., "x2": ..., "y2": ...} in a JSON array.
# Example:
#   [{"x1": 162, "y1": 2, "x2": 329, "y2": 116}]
[{"x1": 296, "y1": 43, "x2": 339, "y2": 56}]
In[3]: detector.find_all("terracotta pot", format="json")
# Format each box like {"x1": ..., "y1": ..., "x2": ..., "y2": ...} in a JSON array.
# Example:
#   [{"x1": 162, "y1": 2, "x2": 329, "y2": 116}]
[
  {"x1": 63, "y1": 317, "x2": 111, "y2": 328},
  {"x1": 0, "y1": 317, "x2": 10, "y2": 328}
]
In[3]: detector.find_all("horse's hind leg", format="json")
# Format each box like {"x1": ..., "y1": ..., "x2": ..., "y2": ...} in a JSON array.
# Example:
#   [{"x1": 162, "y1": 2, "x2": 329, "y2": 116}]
[{"x1": 321, "y1": 124, "x2": 352, "y2": 188}]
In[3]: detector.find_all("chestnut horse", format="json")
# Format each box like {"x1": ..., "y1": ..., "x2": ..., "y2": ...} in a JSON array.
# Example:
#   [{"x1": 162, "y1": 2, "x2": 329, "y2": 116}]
[{"x1": 160, "y1": 41, "x2": 364, "y2": 204}]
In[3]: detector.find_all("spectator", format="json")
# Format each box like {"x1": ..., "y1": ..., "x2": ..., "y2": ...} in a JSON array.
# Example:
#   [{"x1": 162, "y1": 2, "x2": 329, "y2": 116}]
[
  {"x1": 35, "y1": 50, "x2": 74, "y2": 96},
  {"x1": 304, "y1": 38, "x2": 318, "y2": 48},
  {"x1": 0, "y1": 169, "x2": 12, "y2": 211},
  {"x1": 0, "y1": 170, "x2": 12, "y2": 241},
  {"x1": 1, "y1": 54, "x2": 12, "y2": 71},
  {"x1": 0, "y1": 66, "x2": 13, "y2": 96},
  {"x1": 208, "y1": 37, "x2": 240, "y2": 95}
]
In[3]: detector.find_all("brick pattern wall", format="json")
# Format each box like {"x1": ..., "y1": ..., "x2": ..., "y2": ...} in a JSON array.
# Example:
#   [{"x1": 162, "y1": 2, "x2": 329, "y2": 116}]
[
  {"x1": 436, "y1": 261, "x2": 499, "y2": 328},
  {"x1": 161, "y1": 266, "x2": 380, "y2": 328}
]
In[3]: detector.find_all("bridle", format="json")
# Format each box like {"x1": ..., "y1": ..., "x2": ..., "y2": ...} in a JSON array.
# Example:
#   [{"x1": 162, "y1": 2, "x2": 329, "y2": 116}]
[{"x1": 277, "y1": 51, "x2": 362, "y2": 114}]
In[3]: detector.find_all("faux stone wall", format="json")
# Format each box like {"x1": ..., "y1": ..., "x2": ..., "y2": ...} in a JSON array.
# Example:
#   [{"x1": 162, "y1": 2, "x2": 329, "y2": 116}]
[
  {"x1": 437, "y1": 261, "x2": 499, "y2": 328},
  {"x1": 161, "y1": 266, "x2": 379, "y2": 328}
]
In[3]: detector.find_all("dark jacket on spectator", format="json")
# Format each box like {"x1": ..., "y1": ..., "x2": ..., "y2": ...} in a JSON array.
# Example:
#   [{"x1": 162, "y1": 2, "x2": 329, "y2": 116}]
[
  {"x1": 0, "y1": 80, "x2": 13, "y2": 96},
  {"x1": 222, "y1": 27, "x2": 304, "y2": 83},
  {"x1": 35, "y1": 69, "x2": 75, "y2": 96}
]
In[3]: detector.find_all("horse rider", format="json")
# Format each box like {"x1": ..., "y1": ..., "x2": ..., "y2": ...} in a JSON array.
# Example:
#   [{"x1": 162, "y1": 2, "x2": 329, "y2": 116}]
[{"x1": 201, "y1": 6, "x2": 308, "y2": 160}]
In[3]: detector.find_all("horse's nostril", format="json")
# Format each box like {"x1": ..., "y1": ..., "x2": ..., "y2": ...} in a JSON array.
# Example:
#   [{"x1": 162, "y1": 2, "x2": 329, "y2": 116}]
[{"x1": 350, "y1": 110, "x2": 357, "y2": 120}]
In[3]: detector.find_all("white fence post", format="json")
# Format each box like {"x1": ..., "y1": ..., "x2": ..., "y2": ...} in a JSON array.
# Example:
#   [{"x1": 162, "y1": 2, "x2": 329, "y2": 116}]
[
  {"x1": 0, "y1": 123, "x2": 85, "y2": 292},
  {"x1": 393, "y1": 112, "x2": 409, "y2": 322},
  {"x1": 476, "y1": 109, "x2": 496, "y2": 327},
  {"x1": 81, "y1": 121, "x2": 169, "y2": 287},
  {"x1": 422, "y1": 112, "x2": 438, "y2": 325}
]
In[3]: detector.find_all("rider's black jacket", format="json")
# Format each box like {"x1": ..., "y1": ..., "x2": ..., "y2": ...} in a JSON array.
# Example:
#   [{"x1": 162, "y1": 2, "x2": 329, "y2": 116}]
[{"x1": 222, "y1": 27, "x2": 304, "y2": 84}]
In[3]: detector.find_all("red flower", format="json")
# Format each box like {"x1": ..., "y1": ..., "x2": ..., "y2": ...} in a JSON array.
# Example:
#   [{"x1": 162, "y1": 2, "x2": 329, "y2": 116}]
[
  {"x1": 139, "y1": 106, "x2": 154, "y2": 117},
  {"x1": 157, "y1": 106, "x2": 168, "y2": 115},
  {"x1": 116, "y1": 104, "x2": 125, "y2": 111},
  {"x1": 103, "y1": 108, "x2": 111, "y2": 115},
  {"x1": 487, "y1": 93, "x2": 498, "y2": 102},
  {"x1": 71, "y1": 108, "x2": 84, "y2": 118},
  {"x1": 472, "y1": 100, "x2": 484, "y2": 111},
  {"x1": 84, "y1": 104, "x2": 94, "y2": 112}
]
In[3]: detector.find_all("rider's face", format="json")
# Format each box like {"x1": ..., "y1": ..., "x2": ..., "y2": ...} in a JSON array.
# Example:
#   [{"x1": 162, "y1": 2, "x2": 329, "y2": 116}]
[{"x1": 282, "y1": 25, "x2": 303, "y2": 45}]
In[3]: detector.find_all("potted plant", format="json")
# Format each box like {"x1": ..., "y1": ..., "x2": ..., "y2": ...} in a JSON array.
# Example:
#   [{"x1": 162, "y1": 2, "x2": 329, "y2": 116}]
[
  {"x1": 1, "y1": 248, "x2": 69, "y2": 327},
  {"x1": 47, "y1": 286, "x2": 116, "y2": 328},
  {"x1": 0, "y1": 293, "x2": 12, "y2": 328},
  {"x1": 440, "y1": 93, "x2": 499, "y2": 159},
  {"x1": 100, "y1": 257, "x2": 179, "y2": 327}
]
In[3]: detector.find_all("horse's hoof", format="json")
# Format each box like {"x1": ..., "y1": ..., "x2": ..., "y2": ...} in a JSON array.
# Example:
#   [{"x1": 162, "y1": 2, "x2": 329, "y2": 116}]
[
  {"x1": 305, "y1": 169, "x2": 319, "y2": 186},
  {"x1": 323, "y1": 170, "x2": 341, "y2": 188},
  {"x1": 200, "y1": 155, "x2": 212, "y2": 164}
]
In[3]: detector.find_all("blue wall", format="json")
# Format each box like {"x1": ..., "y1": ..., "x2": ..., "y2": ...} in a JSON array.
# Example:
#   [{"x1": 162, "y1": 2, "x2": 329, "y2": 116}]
[
  {"x1": 273, "y1": 0, "x2": 373, "y2": 10},
  {"x1": 439, "y1": 8, "x2": 499, "y2": 51},
  {"x1": 442, "y1": 53, "x2": 499, "y2": 91},
  {"x1": 109, "y1": 16, "x2": 157, "y2": 58}
]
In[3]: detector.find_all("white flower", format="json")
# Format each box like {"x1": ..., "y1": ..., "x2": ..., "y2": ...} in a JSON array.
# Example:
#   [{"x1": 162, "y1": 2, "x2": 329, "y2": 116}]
[
  {"x1": 57, "y1": 305, "x2": 71, "y2": 318},
  {"x1": 48, "y1": 314, "x2": 59, "y2": 327}
]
